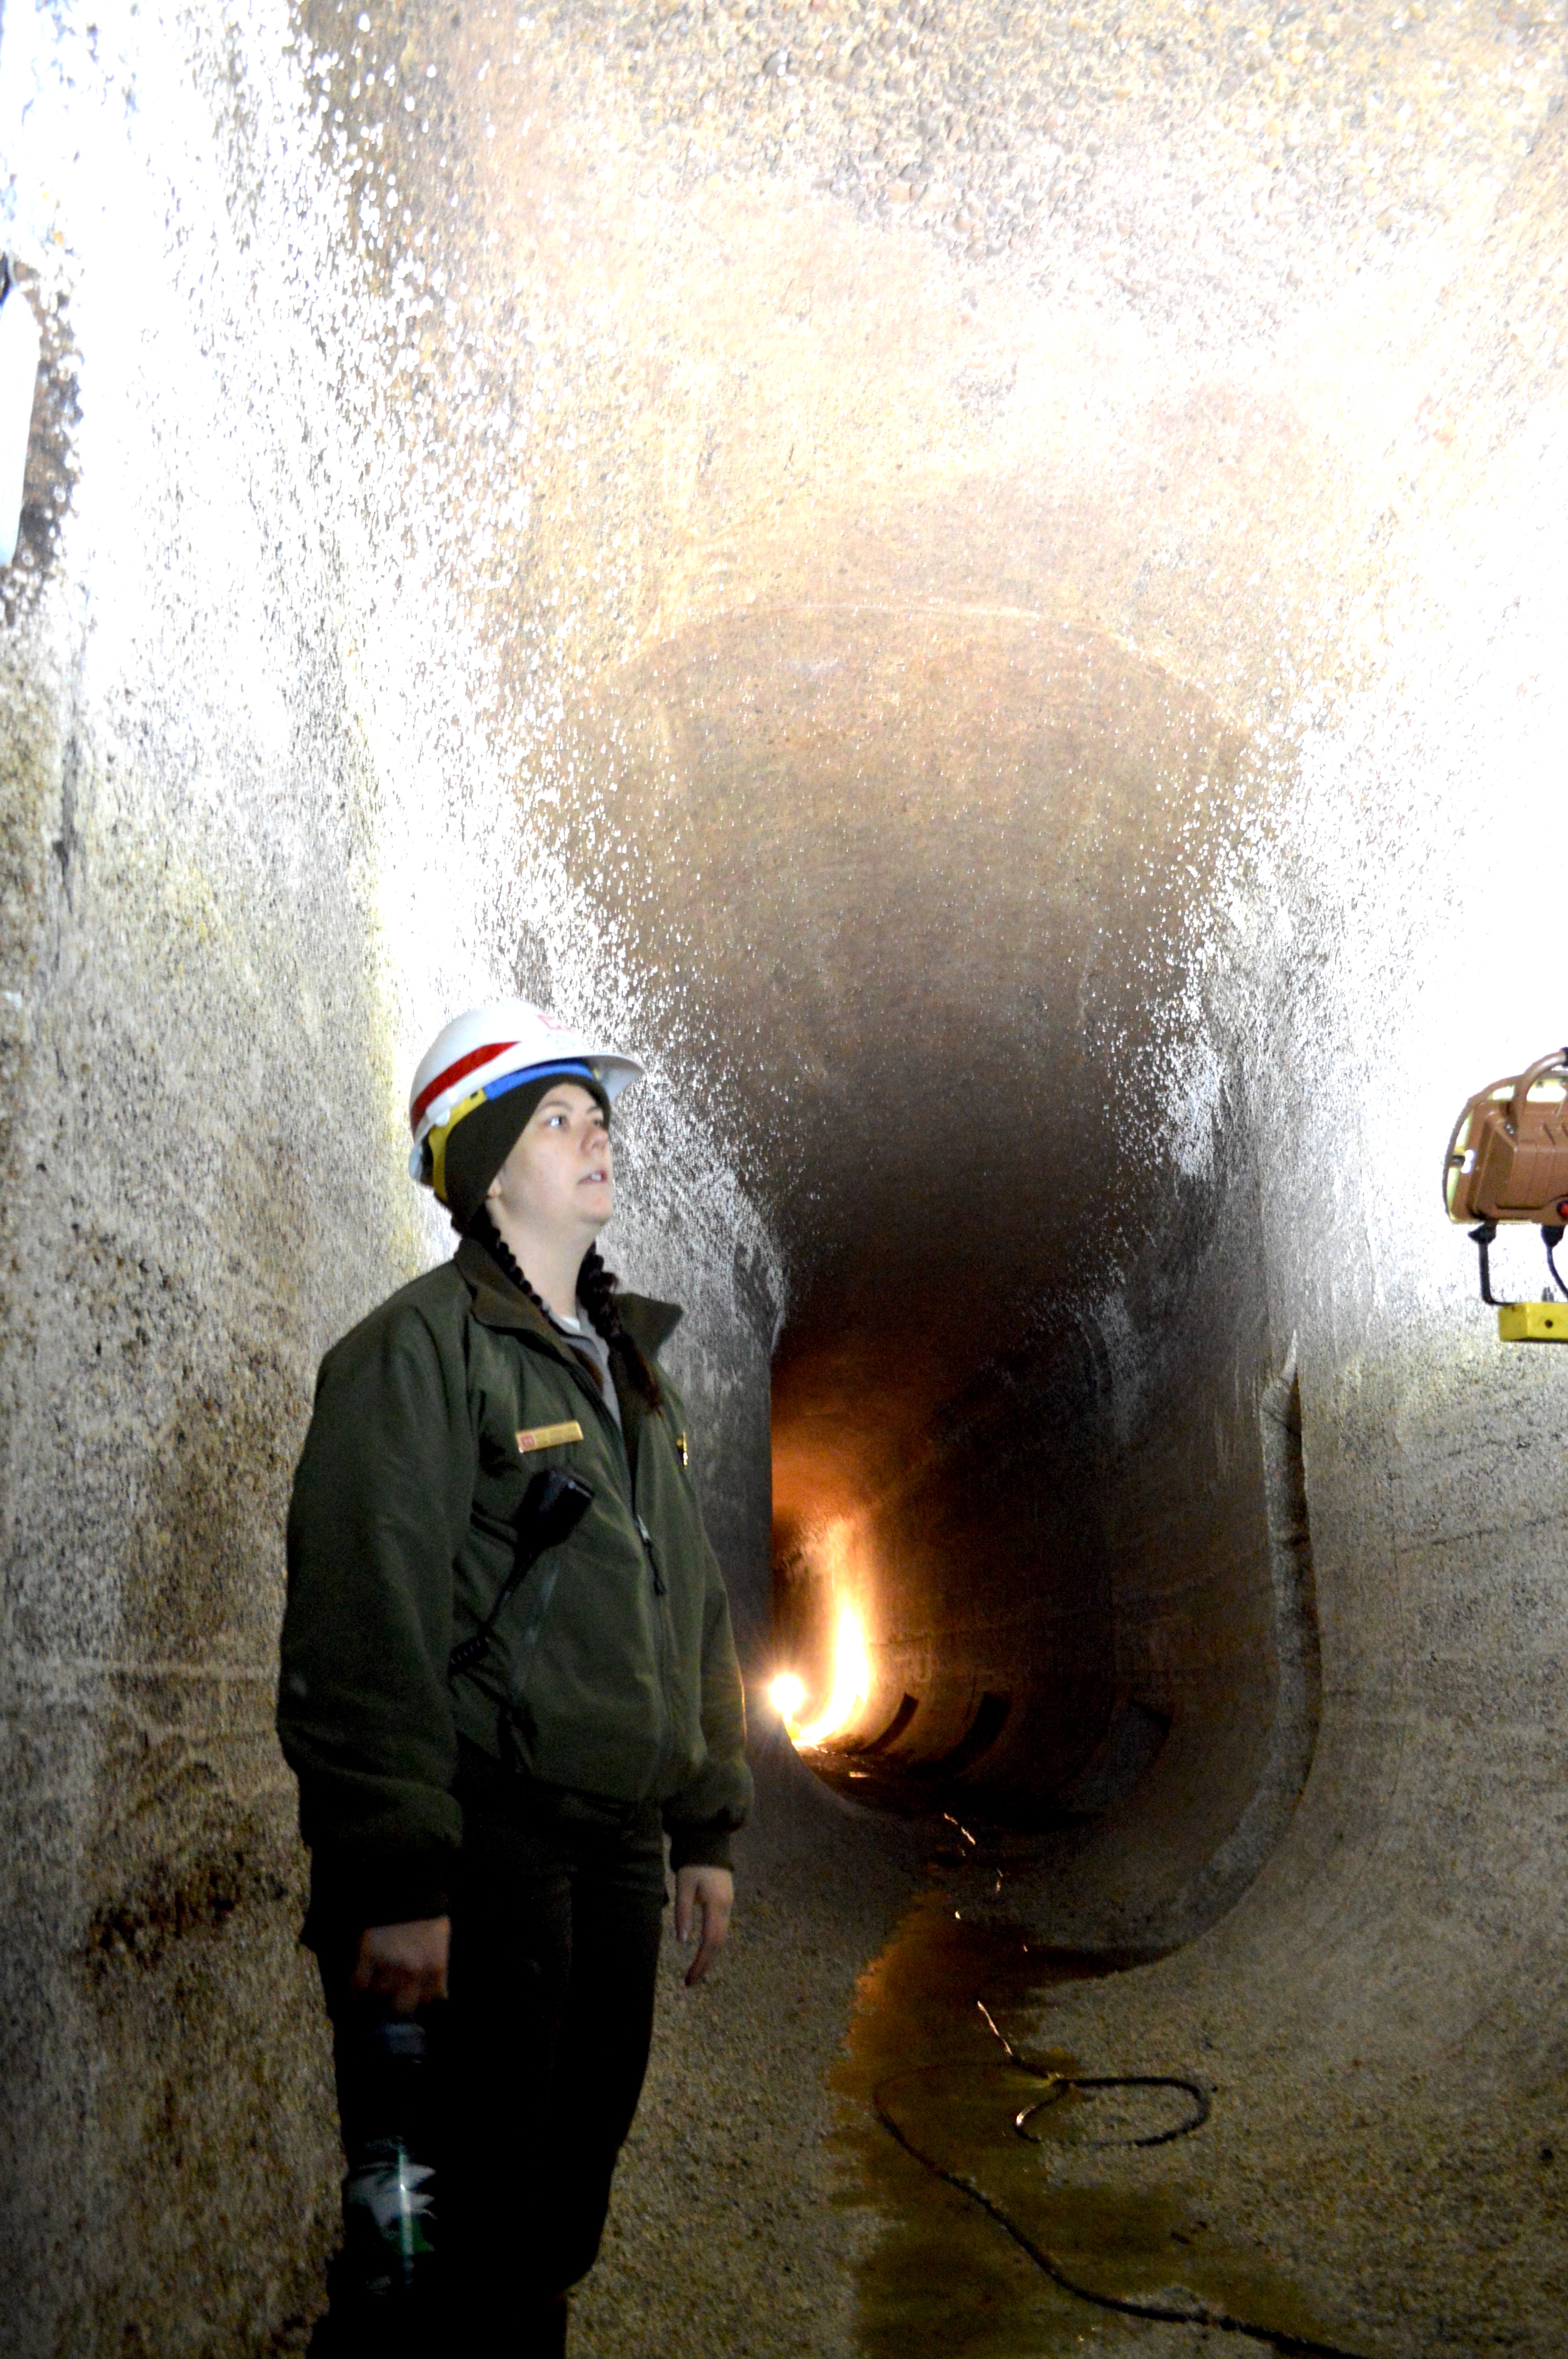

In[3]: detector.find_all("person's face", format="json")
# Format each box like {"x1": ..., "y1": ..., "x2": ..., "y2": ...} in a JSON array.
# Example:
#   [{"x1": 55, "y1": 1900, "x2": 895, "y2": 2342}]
[{"x1": 487, "y1": 1082, "x2": 614, "y2": 1239}]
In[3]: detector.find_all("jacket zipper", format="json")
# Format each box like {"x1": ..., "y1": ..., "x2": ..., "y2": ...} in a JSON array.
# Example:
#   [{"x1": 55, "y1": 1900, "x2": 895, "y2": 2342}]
[
  {"x1": 523, "y1": 1330, "x2": 675, "y2": 1781},
  {"x1": 635, "y1": 1513, "x2": 667, "y2": 1596},
  {"x1": 638, "y1": 1501, "x2": 675, "y2": 1790}
]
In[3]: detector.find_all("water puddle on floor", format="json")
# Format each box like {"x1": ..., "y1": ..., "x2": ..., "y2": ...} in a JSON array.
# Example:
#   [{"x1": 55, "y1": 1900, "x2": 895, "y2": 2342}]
[{"x1": 831, "y1": 1889, "x2": 1361, "y2": 2359}]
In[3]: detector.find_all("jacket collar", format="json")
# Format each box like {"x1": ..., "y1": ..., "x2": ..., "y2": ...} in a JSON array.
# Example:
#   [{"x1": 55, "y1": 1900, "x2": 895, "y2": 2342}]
[
  {"x1": 454, "y1": 1232, "x2": 555, "y2": 1339},
  {"x1": 453, "y1": 1234, "x2": 683, "y2": 1360}
]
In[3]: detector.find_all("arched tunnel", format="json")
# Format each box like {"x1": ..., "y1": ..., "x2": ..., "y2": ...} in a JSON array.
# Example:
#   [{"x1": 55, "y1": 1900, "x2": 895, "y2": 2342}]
[{"x1": 4, "y1": 0, "x2": 1568, "y2": 2353}]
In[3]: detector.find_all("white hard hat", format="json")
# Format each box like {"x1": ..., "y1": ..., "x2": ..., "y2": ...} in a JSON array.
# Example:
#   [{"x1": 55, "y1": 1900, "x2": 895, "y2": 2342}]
[{"x1": 407, "y1": 999, "x2": 644, "y2": 1190}]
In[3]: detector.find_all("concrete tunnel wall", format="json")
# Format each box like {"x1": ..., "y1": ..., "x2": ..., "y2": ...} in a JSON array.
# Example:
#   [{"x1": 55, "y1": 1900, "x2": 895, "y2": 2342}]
[{"x1": 4, "y1": 0, "x2": 1568, "y2": 2352}]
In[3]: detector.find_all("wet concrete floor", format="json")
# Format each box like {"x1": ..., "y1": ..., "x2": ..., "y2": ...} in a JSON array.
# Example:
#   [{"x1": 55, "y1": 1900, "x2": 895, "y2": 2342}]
[
  {"x1": 573, "y1": 1759, "x2": 1378, "y2": 2359},
  {"x1": 834, "y1": 1888, "x2": 1368, "y2": 2358}
]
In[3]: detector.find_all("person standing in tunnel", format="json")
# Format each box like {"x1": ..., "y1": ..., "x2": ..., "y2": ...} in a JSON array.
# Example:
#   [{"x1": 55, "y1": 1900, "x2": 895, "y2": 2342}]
[{"x1": 275, "y1": 1001, "x2": 752, "y2": 2357}]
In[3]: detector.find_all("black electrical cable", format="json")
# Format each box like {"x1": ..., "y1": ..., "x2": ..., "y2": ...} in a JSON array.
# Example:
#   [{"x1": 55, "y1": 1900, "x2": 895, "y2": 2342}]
[
  {"x1": 869, "y1": 1999, "x2": 1380, "y2": 2359},
  {"x1": 1544, "y1": 1231, "x2": 1568, "y2": 1302},
  {"x1": 1469, "y1": 1221, "x2": 1511, "y2": 1308},
  {"x1": 1013, "y1": 2069, "x2": 1210, "y2": 2149}
]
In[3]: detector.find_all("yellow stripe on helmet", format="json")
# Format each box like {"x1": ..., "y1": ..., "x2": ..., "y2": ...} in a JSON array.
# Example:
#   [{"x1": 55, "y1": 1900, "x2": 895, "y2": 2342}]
[{"x1": 428, "y1": 1086, "x2": 488, "y2": 1206}]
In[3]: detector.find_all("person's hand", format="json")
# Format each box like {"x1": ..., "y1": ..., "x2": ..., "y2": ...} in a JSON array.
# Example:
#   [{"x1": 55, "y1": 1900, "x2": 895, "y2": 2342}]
[
  {"x1": 674, "y1": 1865, "x2": 733, "y2": 1986},
  {"x1": 350, "y1": 1917, "x2": 451, "y2": 2014}
]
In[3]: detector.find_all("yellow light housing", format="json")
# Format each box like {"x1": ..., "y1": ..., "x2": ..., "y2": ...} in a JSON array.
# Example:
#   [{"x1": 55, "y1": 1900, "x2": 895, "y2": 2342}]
[{"x1": 1497, "y1": 1302, "x2": 1568, "y2": 1344}]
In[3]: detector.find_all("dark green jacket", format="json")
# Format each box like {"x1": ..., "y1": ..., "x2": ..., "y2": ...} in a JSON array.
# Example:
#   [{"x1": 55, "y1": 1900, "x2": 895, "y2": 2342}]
[{"x1": 276, "y1": 1236, "x2": 751, "y2": 1928}]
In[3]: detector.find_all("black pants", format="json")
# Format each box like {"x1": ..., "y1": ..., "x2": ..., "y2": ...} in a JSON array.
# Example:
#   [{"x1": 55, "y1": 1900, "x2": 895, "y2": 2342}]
[{"x1": 314, "y1": 1746, "x2": 666, "y2": 2354}]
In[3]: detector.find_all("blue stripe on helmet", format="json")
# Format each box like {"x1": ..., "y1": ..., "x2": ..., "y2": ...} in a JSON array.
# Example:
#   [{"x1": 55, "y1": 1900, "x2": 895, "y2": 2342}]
[{"x1": 480, "y1": 1059, "x2": 597, "y2": 1102}]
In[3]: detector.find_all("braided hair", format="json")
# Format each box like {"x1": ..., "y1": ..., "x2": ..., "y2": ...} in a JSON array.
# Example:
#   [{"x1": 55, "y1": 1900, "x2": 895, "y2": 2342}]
[
  {"x1": 577, "y1": 1242, "x2": 663, "y2": 1410},
  {"x1": 469, "y1": 1209, "x2": 662, "y2": 1409}
]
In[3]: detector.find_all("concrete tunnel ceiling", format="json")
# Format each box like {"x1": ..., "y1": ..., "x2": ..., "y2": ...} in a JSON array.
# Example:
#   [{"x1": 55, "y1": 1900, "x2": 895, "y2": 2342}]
[{"x1": 289, "y1": 0, "x2": 1568, "y2": 1830}]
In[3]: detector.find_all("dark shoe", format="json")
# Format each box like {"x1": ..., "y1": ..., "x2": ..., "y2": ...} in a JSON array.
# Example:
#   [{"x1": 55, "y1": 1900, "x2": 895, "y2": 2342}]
[
  {"x1": 517, "y1": 2293, "x2": 569, "y2": 2359},
  {"x1": 307, "y1": 2277, "x2": 441, "y2": 2359}
]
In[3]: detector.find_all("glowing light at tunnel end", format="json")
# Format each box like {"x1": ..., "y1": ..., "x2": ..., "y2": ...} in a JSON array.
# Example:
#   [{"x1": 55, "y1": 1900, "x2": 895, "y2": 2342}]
[
  {"x1": 766, "y1": 1672, "x2": 805, "y2": 1725},
  {"x1": 769, "y1": 1605, "x2": 872, "y2": 1749}
]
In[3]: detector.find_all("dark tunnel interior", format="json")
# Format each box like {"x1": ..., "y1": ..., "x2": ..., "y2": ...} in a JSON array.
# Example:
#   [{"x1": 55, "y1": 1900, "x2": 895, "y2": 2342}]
[{"x1": 556, "y1": 594, "x2": 1298, "y2": 1893}]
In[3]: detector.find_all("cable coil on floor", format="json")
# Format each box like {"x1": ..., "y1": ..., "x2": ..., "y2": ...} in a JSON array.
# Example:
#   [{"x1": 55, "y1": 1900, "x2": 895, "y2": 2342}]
[
  {"x1": 870, "y1": 1995, "x2": 1379, "y2": 2359},
  {"x1": 1012, "y1": 2070, "x2": 1210, "y2": 2151}
]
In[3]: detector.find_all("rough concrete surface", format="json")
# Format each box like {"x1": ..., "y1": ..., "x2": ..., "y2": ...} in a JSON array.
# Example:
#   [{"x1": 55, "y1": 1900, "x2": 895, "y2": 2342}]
[{"x1": 6, "y1": 0, "x2": 1568, "y2": 2352}]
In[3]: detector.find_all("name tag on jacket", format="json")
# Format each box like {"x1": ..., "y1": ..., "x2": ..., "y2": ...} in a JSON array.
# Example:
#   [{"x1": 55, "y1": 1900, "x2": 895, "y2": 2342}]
[{"x1": 515, "y1": 1420, "x2": 584, "y2": 1455}]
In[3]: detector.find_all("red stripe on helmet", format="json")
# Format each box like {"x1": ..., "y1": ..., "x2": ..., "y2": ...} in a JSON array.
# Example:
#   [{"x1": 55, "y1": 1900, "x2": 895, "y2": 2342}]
[{"x1": 410, "y1": 1040, "x2": 517, "y2": 1132}]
